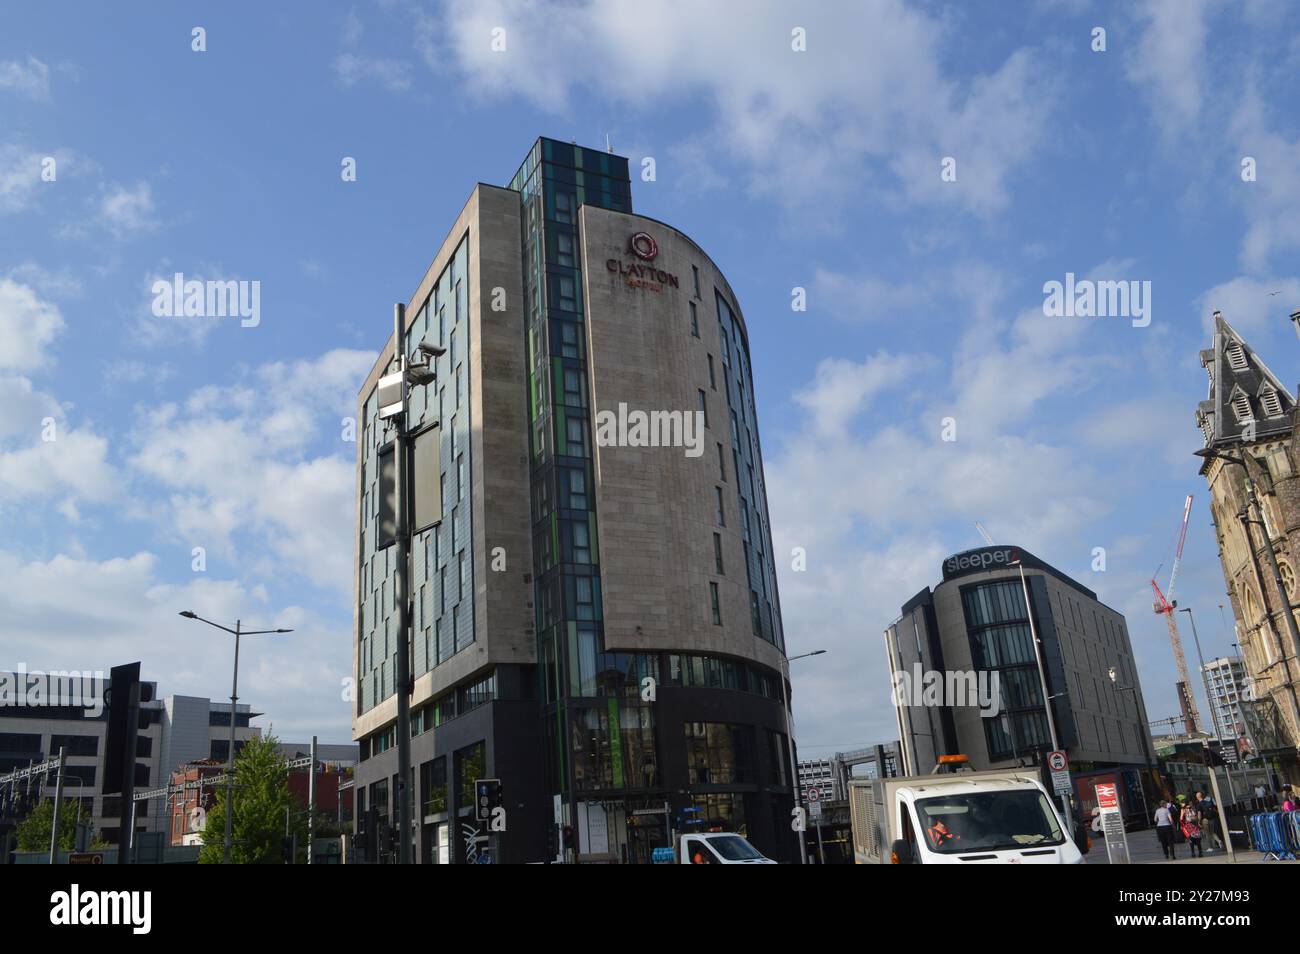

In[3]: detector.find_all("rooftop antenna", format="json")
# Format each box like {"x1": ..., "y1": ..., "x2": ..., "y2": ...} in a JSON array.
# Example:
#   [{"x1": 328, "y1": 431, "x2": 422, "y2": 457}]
[{"x1": 606, "y1": 133, "x2": 613, "y2": 153}]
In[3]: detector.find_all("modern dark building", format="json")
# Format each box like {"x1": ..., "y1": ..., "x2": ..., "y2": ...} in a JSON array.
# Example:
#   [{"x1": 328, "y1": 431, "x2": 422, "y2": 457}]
[
  {"x1": 352, "y1": 137, "x2": 797, "y2": 863},
  {"x1": 885, "y1": 546, "x2": 1157, "y2": 817}
]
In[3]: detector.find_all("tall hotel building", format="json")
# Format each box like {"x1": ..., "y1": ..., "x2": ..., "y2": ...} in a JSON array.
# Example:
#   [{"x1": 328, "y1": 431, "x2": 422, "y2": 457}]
[{"x1": 353, "y1": 138, "x2": 795, "y2": 864}]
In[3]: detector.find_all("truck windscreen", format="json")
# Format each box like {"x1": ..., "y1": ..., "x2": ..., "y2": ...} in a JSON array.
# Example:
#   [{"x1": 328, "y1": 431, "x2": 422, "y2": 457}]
[{"x1": 914, "y1": 790, "x2": 1065, "y2": 854}]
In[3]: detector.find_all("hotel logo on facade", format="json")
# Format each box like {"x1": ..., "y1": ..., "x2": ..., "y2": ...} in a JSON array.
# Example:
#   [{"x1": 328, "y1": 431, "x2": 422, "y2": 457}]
[{"x1": 608, "y1": 231, "x2": 679, "y2": 292}]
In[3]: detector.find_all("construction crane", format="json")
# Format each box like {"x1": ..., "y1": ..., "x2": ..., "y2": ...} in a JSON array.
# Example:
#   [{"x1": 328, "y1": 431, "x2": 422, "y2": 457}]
[{"x1": 1151, "y1": 494, "x2": 1202, "y2": 735}]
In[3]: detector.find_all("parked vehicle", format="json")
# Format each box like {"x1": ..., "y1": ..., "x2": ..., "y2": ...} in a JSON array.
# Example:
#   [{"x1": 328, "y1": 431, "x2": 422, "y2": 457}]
[
  {"x1": 849, "y1": 755, "x2": 1088, "y2": 864},
  {"x1": 652, "y1": 831, "x2": 777, "y2": 864}
]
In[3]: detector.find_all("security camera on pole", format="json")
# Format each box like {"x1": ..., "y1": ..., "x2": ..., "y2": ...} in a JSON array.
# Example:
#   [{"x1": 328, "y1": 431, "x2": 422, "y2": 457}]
[{"x1": 377, "y1": 304, "x2": 444, "y2": 865}]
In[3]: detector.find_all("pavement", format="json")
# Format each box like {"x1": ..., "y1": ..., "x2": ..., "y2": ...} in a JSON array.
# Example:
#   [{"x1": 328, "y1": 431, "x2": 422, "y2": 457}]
[{"x1": 1084, "y1": 825, "x2": 1286, "y2": 864}]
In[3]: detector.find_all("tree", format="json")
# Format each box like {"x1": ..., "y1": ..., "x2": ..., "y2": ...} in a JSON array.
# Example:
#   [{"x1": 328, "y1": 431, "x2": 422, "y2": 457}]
[
  {"x1": 14, "y1": 798, "x2": 101, "y2": 852},
  {"x1": 199, "y1": 734, "x2": 306, "y2": 864}
]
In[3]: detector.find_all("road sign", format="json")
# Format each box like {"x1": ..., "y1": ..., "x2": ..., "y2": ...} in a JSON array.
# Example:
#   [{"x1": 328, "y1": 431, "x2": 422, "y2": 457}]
[
  {"x1": 809, "y1": 800, "x2": 823, "y2": 820},
  {"x1": 805, "y1": 786, "x2": 821, "y2": 802},
  {"x1": 474, "y1": 778, "x2": 501, "y2": 822},
  {"x1": 1094, "y1": 782, "x2": 1130, "y2": 864},
  {"x1": 1048, "y1": 750, "x2": 1071, "y2": 796}
]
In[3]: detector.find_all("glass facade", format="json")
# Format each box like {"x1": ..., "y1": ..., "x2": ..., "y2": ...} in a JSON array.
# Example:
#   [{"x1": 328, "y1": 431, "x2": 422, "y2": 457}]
[
  {"x1": 715, "y1": 291, "x2": 783, "y2": 649},
  {"x1": 962, "y1": 580, "x2": 1051, "y2": 759},
  {"x1": 357, "y1": 239, "x2": 475, "y2": 715},
  {"x1": 508, "y1": 138, "x2": 633, "y2": 800}
]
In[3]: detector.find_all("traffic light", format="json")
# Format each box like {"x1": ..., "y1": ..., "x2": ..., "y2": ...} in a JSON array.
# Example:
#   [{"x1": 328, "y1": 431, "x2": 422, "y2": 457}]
[
  {"x1": 562, "y1": 824, "x2": 574, "y2": 852},
  {"x1": 103, "y1": 663, "x2": 141, "y2": 795}
]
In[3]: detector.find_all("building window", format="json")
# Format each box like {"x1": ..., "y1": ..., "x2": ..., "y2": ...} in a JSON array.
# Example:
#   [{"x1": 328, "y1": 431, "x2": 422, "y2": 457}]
[
  {"x1": 572, "y1": 520, "x2": 592, "y2": 564},
  {"x1": 566, "y1": 416, "x2": 589, "y2": 457},
  {"x1": 698, "y1": 390, "x2": 709, "y2": 429},
  {"x1": 565, "y1": 466, "x2": 588, "y2": 510},
  {"x1": 1260, "y1": 385, "x2": 1283, "y2": 418},
  {"x1": 710, "y1": 582, "x2": 722, "y2": 625},
  {"x1": 717, "y1": 442, "x2": 726, "y2": 481},
  {"x1": 1231, "y1": 390, "x2": 1253, "y2": 424},
  {"x1": 556, "y1": 231, "x2": 574, "y2": 267},
  {"x1": 692, "y1": 264, "x2": 701, "y2": 298},
  {"x1": 684, "y1": 722, "x2": 753, "y2": 784},
  {"x1": 690, "y1": 300, "x2": 699, "y2": 337},
  {"x1": 1226, "y1": 341, "x2": 1248, "y2": 371},
  {"x1": 558, "y1": 275, "x2": 577, "y2": 312},
  {"x1": 563, "y1": 368, "x2": 584, "y2": 407},
  {"x1": 708, "y1": 354, "x2": 716, "y2": 389},
  {"x1": 714, "y1": 532, "x2": 724, "y2": 575},
  {"x1": 555, "y1": 191, "x2": 574, "y2": 225},
  {"x1": 560, "y1": 321, "x2": 581, "y2": 359},
  {"x1": 715, "y1": 486, "x2": 726, "y2": 526}
]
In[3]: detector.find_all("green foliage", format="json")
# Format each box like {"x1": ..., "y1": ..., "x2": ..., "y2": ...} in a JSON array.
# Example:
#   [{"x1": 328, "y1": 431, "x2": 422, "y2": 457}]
[
  {"x1": 14, "y1": 798, "x2": 98, "y2": 852},
  {"x1": 198, "y1": 734, "x2": 307, "y2": 864}
]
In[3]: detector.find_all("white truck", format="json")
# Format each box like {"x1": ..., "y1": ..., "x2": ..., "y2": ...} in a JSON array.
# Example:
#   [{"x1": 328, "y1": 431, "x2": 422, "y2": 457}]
[
  {"x1": 653, "y1": 831, "x2": 777, "y2": 864},
  {"x1": 849, "y1": 756, "x2": 1088, "y2": 865}
]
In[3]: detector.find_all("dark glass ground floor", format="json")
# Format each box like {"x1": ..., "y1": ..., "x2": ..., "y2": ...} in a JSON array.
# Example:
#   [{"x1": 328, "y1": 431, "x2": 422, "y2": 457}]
[{"x1": 354, "y1": 664, "x2": 801, "y2": 863}]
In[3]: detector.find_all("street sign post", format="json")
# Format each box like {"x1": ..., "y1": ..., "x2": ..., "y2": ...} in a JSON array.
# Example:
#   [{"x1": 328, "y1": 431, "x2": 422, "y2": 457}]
[
  {"x1": 1048, "y1": 750, "x2": 1071, "y2": 797},
  {"x1": 1095, "y1": 782, "x2": 1130, "y2": 864}
]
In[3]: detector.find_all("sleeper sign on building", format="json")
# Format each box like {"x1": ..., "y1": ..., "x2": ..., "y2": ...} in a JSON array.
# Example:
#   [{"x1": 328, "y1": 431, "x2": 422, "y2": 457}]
[{"x1": 608, "y1": 231, "x2": 679, "y2": 292}]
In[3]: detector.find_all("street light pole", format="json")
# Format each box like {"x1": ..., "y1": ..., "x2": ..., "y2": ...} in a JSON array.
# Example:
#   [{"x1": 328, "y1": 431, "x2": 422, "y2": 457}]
[
  {"x1": 1181, "y1": 607, "x2": 1238, "y2": 804},
  {"x1": 780, "y1": 649, "x2": 825, "y2": 865},
  {"x1": 179, "y1": 611, "x2": 292, "y2": 864},
  {"x1": 227, "y1": 619, "x2": 240, "y2": 863},
  {"x1": 392, "y1": 302, "x2": 414, "y2": 866},
  {"x1": 1013, "y1": 560, "x2": 1075, "y2": 837}
]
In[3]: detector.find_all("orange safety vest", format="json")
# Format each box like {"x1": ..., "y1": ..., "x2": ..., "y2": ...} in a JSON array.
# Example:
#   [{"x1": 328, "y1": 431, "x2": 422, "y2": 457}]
[{"x1": 928, "y1": 823, "x2": 958, "y2": 848}]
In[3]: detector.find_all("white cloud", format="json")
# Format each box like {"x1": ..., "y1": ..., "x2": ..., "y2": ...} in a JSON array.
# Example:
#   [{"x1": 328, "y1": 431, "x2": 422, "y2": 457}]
[
  {"x1": 0, "y1": 278, "x2": 64, "y2": 369},
  {"x1": 0, "y1": 549, "x2": 352, "y2": 740},
  {"x1": 97, "y1": 181, "x2": 157, "y2": 237},
  {"x1": 426, "y1": 0, "x2": 1056, "y2": 217},
  {"x1": 128, "y1": 349, "x2": 376, "y2": 593},
  {"x1": 793, "y1": 352, "x2": 933, "y2": 437},
  {"x1": 333, "y1": 53, "x2": 413, "y2": 92},
  {"x1": 1198, "y1": 275, "x2": 1300, "y2": 337},
  {"x1": 1124, "y1": 0, "x2": 1214, "y2": 140},
  {"x1": 7, "y1": 262, "x2": 83, "y2": 299},
  {"x1": 810, "y1": 268, "x2": 927, "y2": 323},
  {"x1": 0, "y1": 427, "x2": 120, "y2": 507},
  {"x1": 1229, "y1": 83, "x2": 1300, "y2": 272},
  {"x1": 0, "y1": 57, "x2": 50, "y2": 99}
]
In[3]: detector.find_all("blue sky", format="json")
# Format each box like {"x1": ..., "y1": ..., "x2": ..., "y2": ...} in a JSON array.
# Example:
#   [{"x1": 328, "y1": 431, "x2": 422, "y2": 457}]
[{"x1": 3, "y1": 0, "x2": 1300, "y2": 752}]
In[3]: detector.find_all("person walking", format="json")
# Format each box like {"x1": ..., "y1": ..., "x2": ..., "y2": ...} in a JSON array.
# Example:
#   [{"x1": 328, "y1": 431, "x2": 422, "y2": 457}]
[
  {"x1": 1154, "y1": 800, "x2": 1177, "y2": 860},
  {"x1": 1194, "y1": 791, "x2": 1221, "y2": 853},
  {"x1": 1180, "y1": 801, "x2": 1203, "y2": 858}
]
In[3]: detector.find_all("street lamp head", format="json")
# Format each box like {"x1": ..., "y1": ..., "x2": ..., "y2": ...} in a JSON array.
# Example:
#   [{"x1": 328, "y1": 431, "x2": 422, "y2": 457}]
[
  {"x1": 808, "y1": 650, "x2": 827, "y2": 657},
  {"x1": 179, "y1": 610, "x2": 197, "y2": 619},
  {"x1": 276, "y1": 628, "x2": 294, "y2": 634}
]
